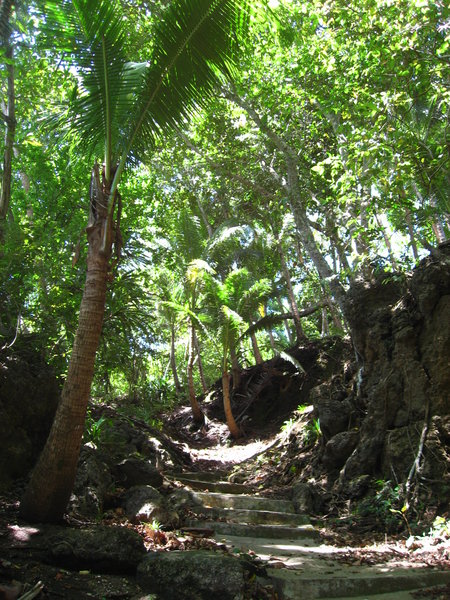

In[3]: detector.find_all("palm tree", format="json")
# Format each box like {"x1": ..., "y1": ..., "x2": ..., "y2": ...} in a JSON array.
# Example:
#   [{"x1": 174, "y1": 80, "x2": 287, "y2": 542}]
[
  {"x1": 203, "y1": 267, "x2": 271, "y2": 438},
  {"x1": 20, "y1": 0, "x2": 252, "y2": 522}
]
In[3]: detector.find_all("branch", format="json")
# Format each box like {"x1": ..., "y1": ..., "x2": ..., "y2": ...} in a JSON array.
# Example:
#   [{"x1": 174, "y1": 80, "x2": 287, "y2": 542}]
[{"x1": 240, "y1": 302, "x2": 327, "y2": 339}]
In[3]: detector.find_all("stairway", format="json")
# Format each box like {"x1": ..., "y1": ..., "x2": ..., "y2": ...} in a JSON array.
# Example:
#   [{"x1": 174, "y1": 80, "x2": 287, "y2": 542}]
[{"x1": 167, "y1": 470, "x2": 450, "y2": 600}]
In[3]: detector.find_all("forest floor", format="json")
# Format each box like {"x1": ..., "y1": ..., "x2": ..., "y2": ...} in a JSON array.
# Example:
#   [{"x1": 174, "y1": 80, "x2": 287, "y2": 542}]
[{"x1": 0, "y1": 400, "x2": 449, "y2": 600}]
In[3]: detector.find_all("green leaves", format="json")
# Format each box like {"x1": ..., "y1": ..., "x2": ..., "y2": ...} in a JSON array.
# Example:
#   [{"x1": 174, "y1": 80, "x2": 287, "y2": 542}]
[
  {"x1": 42, "y1": 0, "x2": 253, "y2": 176},
  {"x1": 124, "y1": 0, "x2": 252, "y2": 159}
]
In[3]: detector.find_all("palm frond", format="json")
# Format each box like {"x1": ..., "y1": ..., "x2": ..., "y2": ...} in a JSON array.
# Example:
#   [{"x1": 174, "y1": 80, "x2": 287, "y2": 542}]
[
  {"x1": 123, "y1": 0, "x2": 252, "y2": 159},
  {"x1": 279, "y1": 350, "x2": 306, "y2": 374},
  {"x1": 174, "y1": 209, "x2": 206, "y2": 262},
  {"x1": 240, "y1": 312, "x2": 292, "y2": 340},
  {"x1": 207, "y1": 223, "x2": 248, "y2": 253},
  {"x1": 239, "y1": 278, "x2": 272, "y2": 318},
  {"x1": 43, "y1": 0, "x2": 143, "y2": 165},
  {"x1": 186, "y1": 259, "x2": 216, "y2": 286}
]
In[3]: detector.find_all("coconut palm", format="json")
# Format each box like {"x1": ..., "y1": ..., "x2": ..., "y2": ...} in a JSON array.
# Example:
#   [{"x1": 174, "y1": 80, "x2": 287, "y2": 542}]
[
  {"x1": 202, "y1": 266, "x2": 272, "y2": 438},
  {"x1": 20, "y1": 0, "x2": 252, "y2": 522}
]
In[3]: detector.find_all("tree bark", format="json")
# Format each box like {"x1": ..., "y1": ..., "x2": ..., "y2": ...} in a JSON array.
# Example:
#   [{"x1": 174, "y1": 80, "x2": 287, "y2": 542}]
[
  {"x1": 278, "y1": 242, "x2": 305, "y2": 342},
  {"x1": 250, "y1": 331, "x2": 263, "y2": 365},
  {"x1": 187, "y1": 320, "x2": 204, "y2": 423},
  {"x1": 170, "y1": 322, "x2": 182, "y2": 396},
  {"x1": 20, "y1": 221, "x2": 110, "y2": 522},
  {"x1": 0, "y1": 21, "x2": 16, "y2": 241},
  {"x1": 222, "y1": 368, "x2": 241, "y2": 439},
  {"x1": 194, "y1": 329, "x2": 208, "y2": 393},
  {"x1": 321, "y1": 307, "x2": 329, "y2": 337},
  {"x1": 229, "y1": 343, "x2": 241, "y2": 389}
]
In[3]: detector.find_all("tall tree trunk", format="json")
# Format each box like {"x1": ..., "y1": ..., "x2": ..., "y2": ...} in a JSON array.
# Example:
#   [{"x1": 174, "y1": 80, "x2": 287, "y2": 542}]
[
  {"x1": 277, "y1": 296, "x2": 293, "y2": 344},
  {"x1": 194, "y1": 329, "x2": 208, "y2": 393},
  {"x1": 170, "y1": 322, "x2": 182, "y2": 397},
  {"x1": 429, "y1": 195, "x2": 447, "y2": 243},
  {"x1": 196, "y1": 195, "x2": 213, "y2": 238},
  {"x1": 20, "y1": 164, "x2": 120, "y2": 522},
  {"x1": 405, "y1": 208, "x2": 419, "y2": 260},
  {"x1": 374, "y1": 213, "x2": 398, "y2": 270},
  {"x1": 321, "y1": 307, "x2": 329, "y2": 337},
  {"x1": 0, "y1": 19, "x2": 16, "y2": 242},
  {"x1": 250, "y1": 331, "x2": 263, "y2": 364},
  {"x1": 278, "y1": 242, "x2": 305, "y2": 342},
  {"x1": 229, "y1": 344, "x2": 241, "y2": 389},
  {"x1": 20, "y1": 220, "x2": 110, "y2": 522},
  {"x1": 187, "y1": 321, "x2": 204, "y2": 423},
  {"x1": 222, "y1": 367, "x2": 241, "y2": 439}
]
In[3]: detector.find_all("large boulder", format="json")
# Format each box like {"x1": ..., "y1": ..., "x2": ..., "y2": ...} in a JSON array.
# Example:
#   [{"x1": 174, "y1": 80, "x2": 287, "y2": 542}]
[
  {"x1": 137, "y1": 551, "x2": 246, "y2": 600},
  {"x1": 23, "y1": 525, "x2": 146, "y2": 574},
  {"x1": 69, "y1": 445, "x2": 113, "y2": 518},
  {"x1": 113, "y1": 457, "x2": 163, "y2": 489},
  {"x1": 0, "y1": 343, "x2": 60, "y2": 489},
  {"x1": 123, "y1": 485, "x2": 167, "y2": 523},
  {"x1": 322, "y1": 431, "x2": 359, "y2": 470},
  {"x1": 338, "y1": 244, "x2": 450, "y2": 505}
]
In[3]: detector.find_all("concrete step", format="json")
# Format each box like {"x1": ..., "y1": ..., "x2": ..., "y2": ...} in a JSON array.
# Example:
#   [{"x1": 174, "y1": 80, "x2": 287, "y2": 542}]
[
  {"x1": 169, "y1": 477, "x2": 250, "y2": 494},
  {"x1": 183, "y1": 520, "x2": 319, "y2": 540},
  {"x1": 168, "y1": 471, "x2": 228, "y2": 483},
  {"x1": 319, "y1": 588, "x2": 450, "y2": 600},
  {"x1": 189, "y1": 505, "x2": 310, "y2": 526},
  {"x1": 267, "y1": 565, "x2": 450, "y2": 599},
  {"x1": 191, "y1": 491, "x2": 296, "y2": 513}
]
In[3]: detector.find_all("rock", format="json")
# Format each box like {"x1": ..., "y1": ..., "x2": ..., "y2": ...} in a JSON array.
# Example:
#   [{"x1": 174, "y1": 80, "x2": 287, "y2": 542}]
[
  {"x1": 340, "y1": 474, "x2": 372, "y2": 499},
  {"x1": 123, "y1": 485, "x2": 166, "y2": 522},
  {"x1": 69, "y1": 445, "x2": 113, "y2": 518},
  {"x1": 167, "y1": 488, "x2": 203, "y2": 512},
  {"x1": 322, "y1": 431, "x2": 359, "y2": 470},
  {"x1": 291, "y1": 483, "x2": 315, "y2": 513},
  {"x1": 136, "y1": 550, "x2": 246, "y2": 599},
  {"x1": 0, "y1": 343, "x2": 60, "y2": 488},
  {"x1": 311, "y1": 384, "x2": 352, "y2": 441},
  {"x1": 31, "y1": 525, "x2": 146, "y2": 574},
  {"x1": 337, "y1": 246, "x2": 450, "y2": 492},
  {"x1": 114, "y1": 457, "x2": 163, "y2": 489},
  {"x1": 381, "y1": 425, "x2": 420, "y2": 480}
]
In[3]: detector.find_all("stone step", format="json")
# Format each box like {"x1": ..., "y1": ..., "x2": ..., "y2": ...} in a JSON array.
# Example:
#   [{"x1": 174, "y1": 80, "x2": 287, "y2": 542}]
[
  {"x1": 190, "y1": 491, "x2": 296, "y2": 513},
  {"x1": 183, "y1": 520, "x2": 319, "y2": 540},
  {"x1": 168, "y1": 471, "x2": 228, "y2": 483},
  {"x1": 320, "y1": 589, "x2": 450, "y2": 600},
  {"x1": 189, "y1": 505, "x2": 309, "y2": 526},
  {"x1": 267, "y1": 565, "x2": 450, "y2": 599},
  {"x1": 170, "y1": 477, "x2": 250, "y2": 494}
]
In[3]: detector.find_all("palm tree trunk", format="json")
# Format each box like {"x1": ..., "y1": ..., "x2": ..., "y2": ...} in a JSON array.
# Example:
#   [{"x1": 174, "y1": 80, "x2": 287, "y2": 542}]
[
  {"x1": 20, "y1": 221, "x2": 110, "y2": 522},
  {"x1": 222, "y1": 368, "x2": 241, "y2": 439},
  {"x1": 187, "y1": 321, "x2": 204, "y2": 423},
  {"x1": 170, "y1": 322, "x2": 182, "y2": 396},
  {"x1": 229, "y1": 344, "x2": 241, "y2": 389},
  {"x1": 194, "y1": 329, "x2": 208, "y2": 393},
  {"x1": 250, "y1": 331, "x2": 263, "y2": 364}
]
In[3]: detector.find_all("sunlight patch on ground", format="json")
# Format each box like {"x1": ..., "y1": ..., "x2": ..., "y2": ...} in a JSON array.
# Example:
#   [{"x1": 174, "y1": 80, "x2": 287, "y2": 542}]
[{"x1": 190, "y1": 437, "x2": 277, "y2": 465}]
